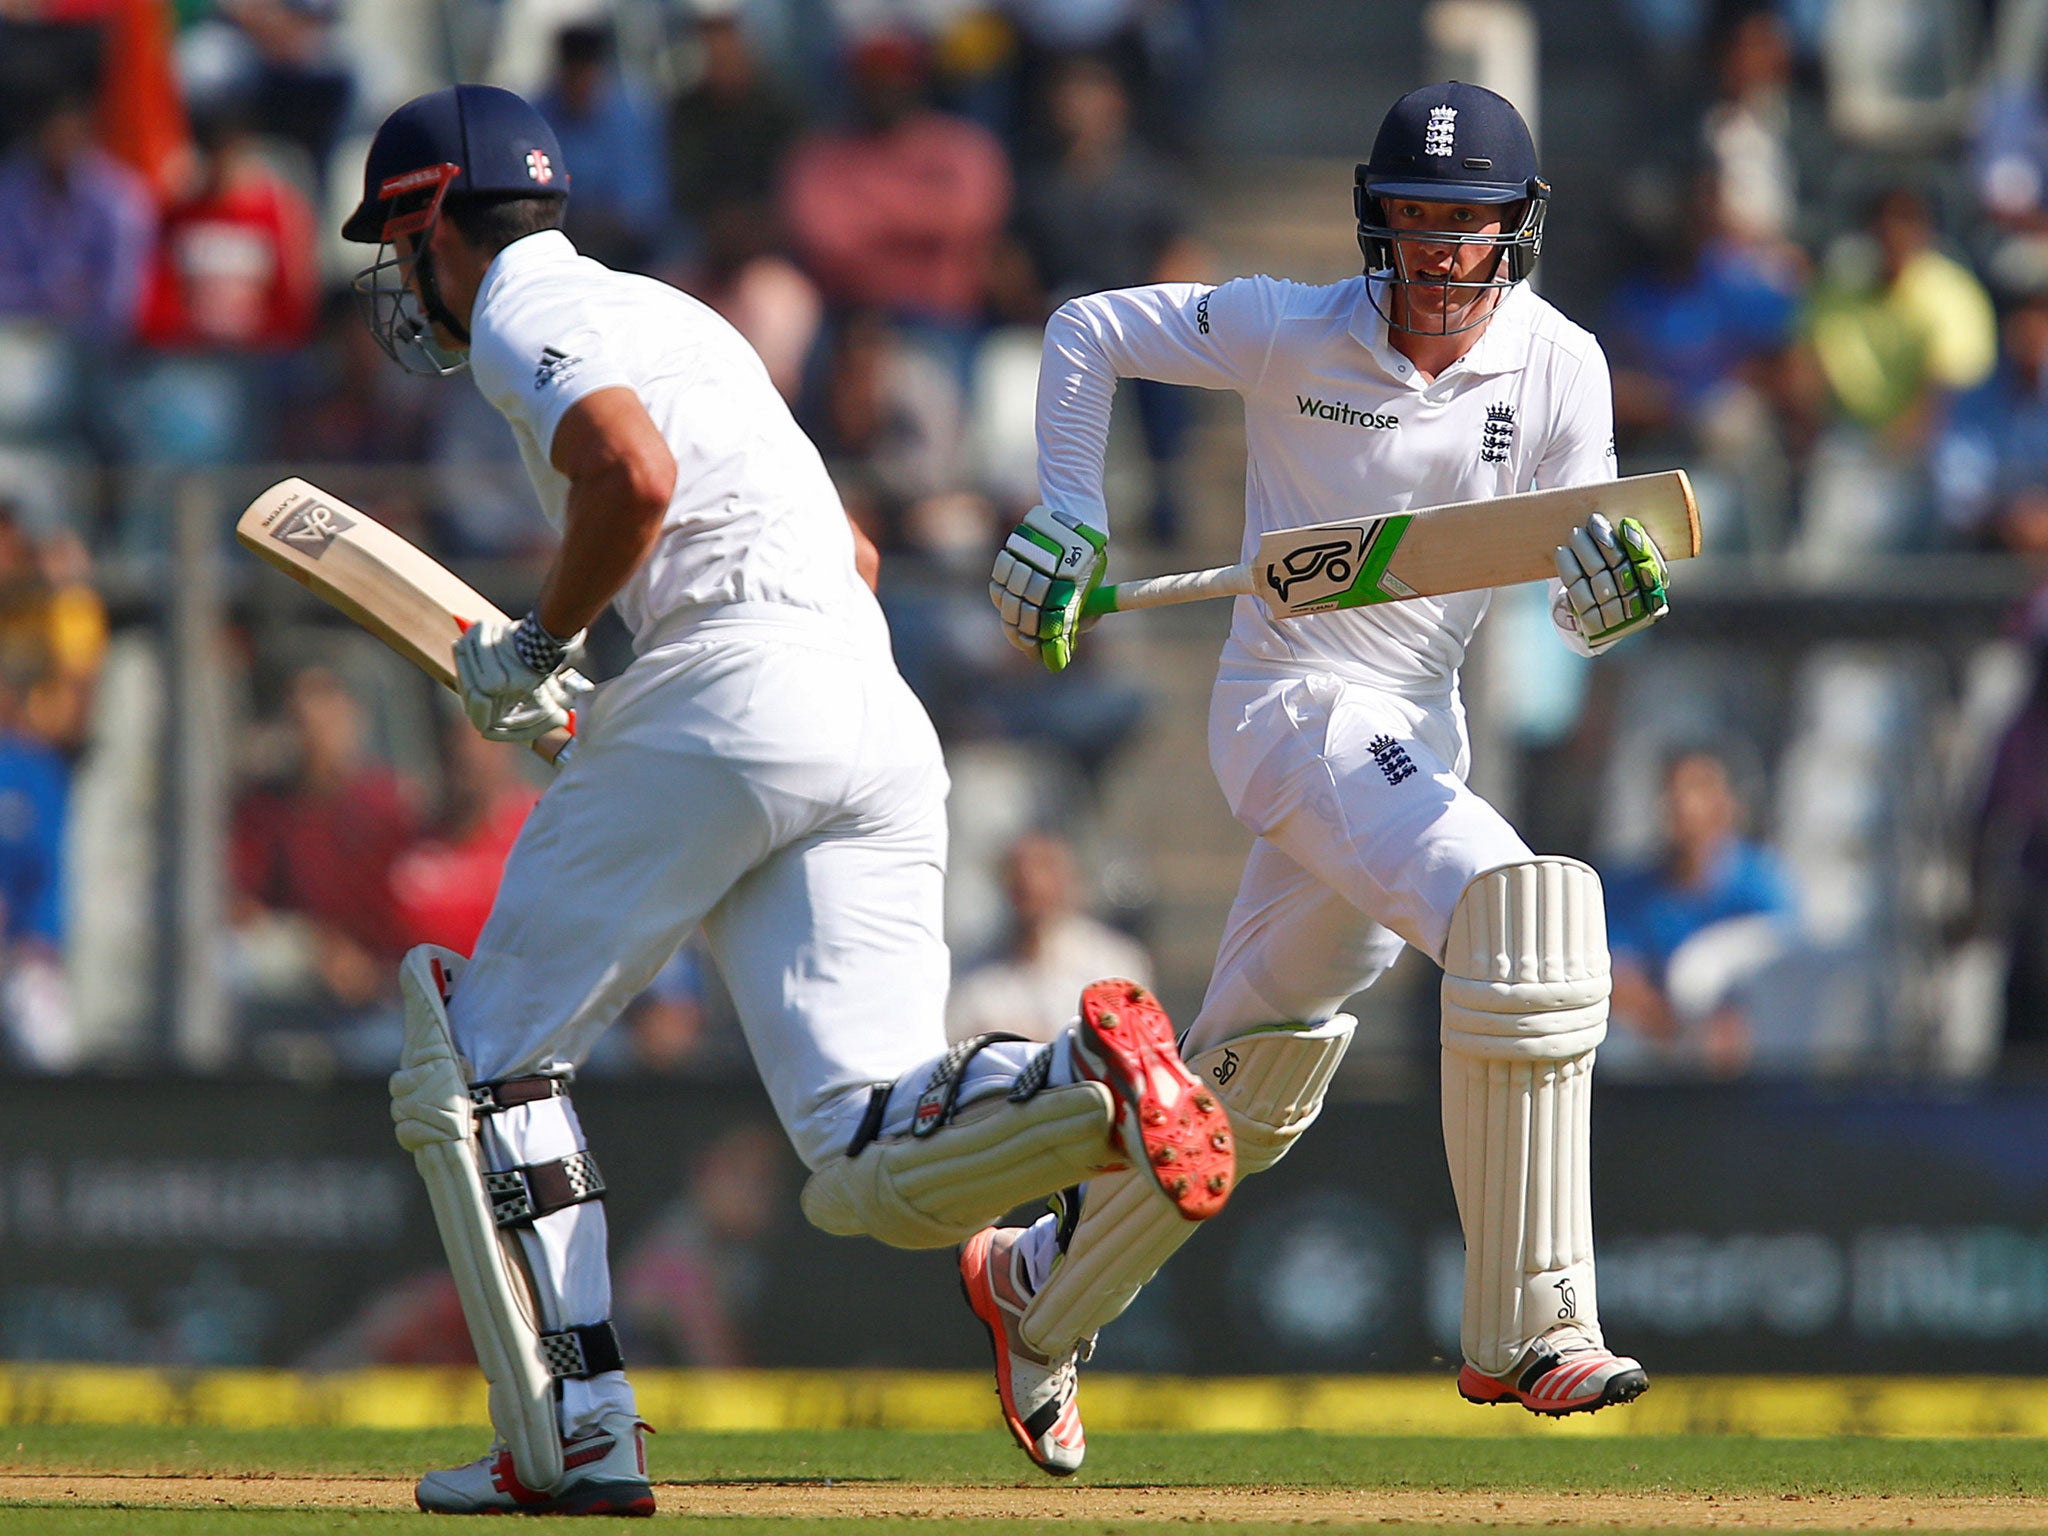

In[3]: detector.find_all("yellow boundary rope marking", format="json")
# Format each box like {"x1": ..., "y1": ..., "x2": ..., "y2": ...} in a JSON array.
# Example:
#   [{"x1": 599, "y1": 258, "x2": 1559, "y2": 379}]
[{"x1": 4, "y1": 1369, "x2": 2048, "y2": 1436}]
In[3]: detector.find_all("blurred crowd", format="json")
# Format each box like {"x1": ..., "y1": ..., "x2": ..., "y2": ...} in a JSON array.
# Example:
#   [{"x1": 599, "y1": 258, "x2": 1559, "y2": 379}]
[
  {"x1": 1566, "y1": 0, "x2": 2048, "y2": 1081},
  {"x1": 1604, "y1": 3, "x2": 2033, "y2": 566},
  {"x1": 0, "y1": 0, "x2": 1199, "y2": 1074},
  {"x1": 9, "y1": 0, "x2": 2048, "y2": 1086}
]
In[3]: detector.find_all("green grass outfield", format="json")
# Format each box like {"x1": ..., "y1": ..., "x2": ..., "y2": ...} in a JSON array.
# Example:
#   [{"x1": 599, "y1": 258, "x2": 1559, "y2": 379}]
[
  {"x1": 6, "y1": 1373, "x2": 2048, "y2": 1532},
  {"x1": 7, "y1": 1422, "x2": 2048, "y2": 1486},
  {"x1": 3, "y1": 1425, "x2": 2047, "y2": 1533}
]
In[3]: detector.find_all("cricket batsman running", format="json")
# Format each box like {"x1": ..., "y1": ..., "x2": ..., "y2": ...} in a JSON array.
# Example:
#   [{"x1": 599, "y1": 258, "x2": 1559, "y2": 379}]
[
  {"x1": 971, "y1": 81, "x2": 1666, "y2": 1474},
  {"x1": 341, "y1": 85, "x2": 1233, "y2": 1515}
]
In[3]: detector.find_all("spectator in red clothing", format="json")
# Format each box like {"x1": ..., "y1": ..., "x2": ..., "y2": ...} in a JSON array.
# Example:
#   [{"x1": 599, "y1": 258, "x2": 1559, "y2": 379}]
[
  {"x1": 136, "y1": 102, "x2": 318, "y2": 350},
  {"x1": 229, "y1": 666, "x2": 418, "y2": 1060},
  {"x1": 390, "y1": 712, "x2": 540, "y2": 956},
  {"x1": 781, "y1": 30, "x2": 1010, "y2": 329}
]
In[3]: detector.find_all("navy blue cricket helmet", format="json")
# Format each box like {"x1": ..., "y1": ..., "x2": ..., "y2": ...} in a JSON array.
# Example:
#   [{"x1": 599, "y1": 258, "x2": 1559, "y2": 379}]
[
  {"x1": 343, "y1": 85, "x2": 568, "y2": 376},
  {"x1": 342, "y1": 84, "x2": 567, "y2": 243},
  {"x1": 1354, "y1": 82, "x2": 1548, "y2": 333}
]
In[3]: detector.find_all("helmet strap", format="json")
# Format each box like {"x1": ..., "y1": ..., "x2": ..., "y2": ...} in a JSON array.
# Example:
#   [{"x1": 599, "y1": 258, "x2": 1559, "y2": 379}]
[{"x1": 411, "y1": 232, "x2": 472, "y2": 348}]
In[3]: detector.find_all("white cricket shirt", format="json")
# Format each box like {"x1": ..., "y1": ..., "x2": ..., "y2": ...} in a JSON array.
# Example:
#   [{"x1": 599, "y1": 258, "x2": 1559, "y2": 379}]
[
  {"x1": 1036, "y1": 276, "x2": 1618, "y2": 698},
  {"x1": 467, "y1": 231, "x2": 886, "y2": 652}
]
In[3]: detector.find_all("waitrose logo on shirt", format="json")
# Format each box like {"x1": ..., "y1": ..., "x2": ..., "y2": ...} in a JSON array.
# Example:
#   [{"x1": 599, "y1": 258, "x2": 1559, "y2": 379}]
[{"x1": 1297, "y1": 395, "x2": 1400, "y2": 430}]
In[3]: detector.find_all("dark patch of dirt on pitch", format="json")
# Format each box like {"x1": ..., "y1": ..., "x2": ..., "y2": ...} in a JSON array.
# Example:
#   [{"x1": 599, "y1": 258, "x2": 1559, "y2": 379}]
[{"x1": 0, "y1": 1474, "x2": 2039, "y2": 1527}]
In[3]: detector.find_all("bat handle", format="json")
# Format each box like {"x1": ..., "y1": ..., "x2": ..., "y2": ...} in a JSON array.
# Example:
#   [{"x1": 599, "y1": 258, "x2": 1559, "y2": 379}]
[
  {"x1": 1082, "y1": 563, "x2": 1253, "y2": 616},
  {"x1": 535, "y1": 726, "x2": 576, "y2": 767}
]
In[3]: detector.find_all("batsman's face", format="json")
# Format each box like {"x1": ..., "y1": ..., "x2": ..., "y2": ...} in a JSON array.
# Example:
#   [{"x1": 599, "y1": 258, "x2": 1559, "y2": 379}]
[{"x1": 1384, "y1": 196, "x2": 1515, "y2": 292}]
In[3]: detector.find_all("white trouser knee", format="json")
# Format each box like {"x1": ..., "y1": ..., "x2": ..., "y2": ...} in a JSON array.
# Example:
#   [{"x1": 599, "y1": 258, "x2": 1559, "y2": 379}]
[
  {"x1": 801, "y1": 1033, "x2": 1124, "y2": 1249},
  {"x1": 390, "y1": 947, "x2": 631, "y2": 1490},
  {"x1": 1439, "y1": 858, "x2": 1609, "y2": 1376},
  {"x1": 1017, "y1": 1015, "x2": 1355, "y2": 1358}
]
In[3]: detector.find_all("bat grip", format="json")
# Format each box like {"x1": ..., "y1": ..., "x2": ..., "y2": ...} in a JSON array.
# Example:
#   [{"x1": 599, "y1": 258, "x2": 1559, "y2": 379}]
[
  {"x1": 534, "y1": 728, "x2": 576, "y2": 767},
  {"x1": 1082, "y1": 564, "x2": 1252, "y2": 616}
]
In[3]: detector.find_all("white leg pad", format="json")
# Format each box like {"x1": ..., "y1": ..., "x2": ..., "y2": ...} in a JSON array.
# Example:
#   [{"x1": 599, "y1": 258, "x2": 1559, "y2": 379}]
[
  {"x1": 1439, "y1": 858, "x2": 1609, "y2": 1377},
  {"x1": 1018, "y1": 1016, "x2": 1355, "y2": 1358},
  {"x1": 390, "y1": 945, "x2": 563, "y2": 1493},
  {"x1": 801, "y1": 1081, "x2": 1122, "y2": 1249}
]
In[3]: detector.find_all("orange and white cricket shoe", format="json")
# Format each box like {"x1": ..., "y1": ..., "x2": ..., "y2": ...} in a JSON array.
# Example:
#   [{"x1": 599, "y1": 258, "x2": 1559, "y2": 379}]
[
  {"x1": 960, "y1": 1224, "x2": 1086, "y2": 1476},
  {"x1": 415, "y1": 1410, "x2": 655, "y2": 1516},
  {"x1": 1457, "y1": 1328, "x2": 1649, "y2": 1416},
  {"x1": 1070, "y1": 978, "x2": 1234, "y2": 1220}
]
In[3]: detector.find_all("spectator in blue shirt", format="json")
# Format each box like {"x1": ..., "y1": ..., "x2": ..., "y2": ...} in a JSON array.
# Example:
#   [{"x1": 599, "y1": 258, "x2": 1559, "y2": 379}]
[
  {"x1": 1604, "y1": 172, "x2": 1804, "y2": 548},
  {"x1": 0, "y1": 716, "x2": 67, "y2": 951},
  {"x1": 0, "y1": 88, "x2": 155, "y2": 345},
  {"x1": 534, "y1": 22, "x2": 672, "y2": 272},
  {"x1": 1934, "y1": 291, "x2": 2048, "y2": 555},
  {"x1": 0, "y1": 668, "x2": 72, "y2": 1072},
  {"x1": 1604, "y1": 746, "x2": 1797, "y2": 1076},
  {"x1": 1606, "y1": 218, "x2": 1801, "y2": 426}
]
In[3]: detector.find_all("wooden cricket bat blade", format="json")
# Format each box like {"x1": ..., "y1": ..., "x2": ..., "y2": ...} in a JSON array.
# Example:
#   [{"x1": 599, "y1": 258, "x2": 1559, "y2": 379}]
[
  {"x1": 236, "y1": 478, "x2": 574, "y2": 765},
  {"x1": 1083, "y1": 469, "x2": 1699, "y2": 620},
  {"x1": 1253, "y1": 469, "x2": 1699, "y2": 617}
]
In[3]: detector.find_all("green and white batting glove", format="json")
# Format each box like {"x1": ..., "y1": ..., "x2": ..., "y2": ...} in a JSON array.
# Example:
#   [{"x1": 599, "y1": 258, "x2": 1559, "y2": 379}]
[
  {"x1": 989, "y1": 504, "x2": 1108, "y2": 672},
  {"x1": 1551, "y1": 513, "x2": 1669, "y2": 655}
]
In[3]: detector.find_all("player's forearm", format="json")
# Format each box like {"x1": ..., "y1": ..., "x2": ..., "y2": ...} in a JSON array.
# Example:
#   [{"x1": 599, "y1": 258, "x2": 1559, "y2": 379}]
[{"x1": 535, "y1": 461, "x2": 672, "y2": 636}]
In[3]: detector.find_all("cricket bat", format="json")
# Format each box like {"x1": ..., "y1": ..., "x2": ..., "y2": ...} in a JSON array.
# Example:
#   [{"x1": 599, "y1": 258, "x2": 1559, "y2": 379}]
[
  {"x1": 1081, "y1": 469, "x2": 1700, "y2": 619},
  {"x1": 236, "y1": 478, "x2": 575, "y2": 765}
]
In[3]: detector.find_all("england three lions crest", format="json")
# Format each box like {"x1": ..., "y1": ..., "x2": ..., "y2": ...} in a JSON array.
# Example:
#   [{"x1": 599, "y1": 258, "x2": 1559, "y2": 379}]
[{"x1": 1480, "y1": 403, "x2": 1516, "y2": 465}]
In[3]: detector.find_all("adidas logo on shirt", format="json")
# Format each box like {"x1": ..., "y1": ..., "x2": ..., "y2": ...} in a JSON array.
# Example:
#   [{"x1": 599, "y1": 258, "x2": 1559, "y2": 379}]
[{"x1": 535, "y1": 346, "x2": 582, "y2": 389}]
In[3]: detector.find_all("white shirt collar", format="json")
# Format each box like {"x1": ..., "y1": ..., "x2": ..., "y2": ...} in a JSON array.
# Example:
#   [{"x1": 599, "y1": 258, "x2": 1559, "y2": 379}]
[
  {"x1": 1456, "y1": 282, "x2": 1537, "y2": 376},
  {"x1": 1347, "y1": 274, "x2": 1536, "y2": 383},
  {"x1": 473, "y1": 229, "x2": 579, "y2": 318}
]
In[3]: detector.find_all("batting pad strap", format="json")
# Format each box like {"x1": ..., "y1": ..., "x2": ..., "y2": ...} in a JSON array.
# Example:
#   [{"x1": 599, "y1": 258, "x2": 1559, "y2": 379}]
[
  {"x1": 1018, "y1": 1017, "x2": 1354, "y2": 1357},
  {"x1": 844, "y1": 1082, "x2": 894, "y2": 1157},
  {"x1": 484, "y1": 1150, "x2": 607, "y2": 1228},
  {"x1": 801, "y1": 1081, "x2": 1118, "y2": 1250},
  {"x1": 912, "y1": 1032, "x2": 1030, "y2": 1138},
  {"x1": 1441, "y1": 859, "x2": 1609, "y2": 1061},
  {"x1": 539, "y1": 1320, "x2": 625, "y2": 1380},
  {"x1": 470, "y1": 1075, "x2": 569, "y2": 1114}
]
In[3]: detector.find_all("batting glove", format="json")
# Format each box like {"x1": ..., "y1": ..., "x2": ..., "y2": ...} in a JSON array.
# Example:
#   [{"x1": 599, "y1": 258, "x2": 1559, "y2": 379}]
[
  {"x1": 454, "y1": 612, "x2": 592, "y2": 742},
  {"x1": 989, "y1": 505, "x2": 1108, "y2": 673},
  {"x1": 1552, "y1": 514, "x2": 1669, "y2": 655}
]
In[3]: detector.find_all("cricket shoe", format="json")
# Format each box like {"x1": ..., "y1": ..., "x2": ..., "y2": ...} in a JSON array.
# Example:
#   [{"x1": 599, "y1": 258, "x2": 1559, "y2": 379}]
[
  {"x1": 415, "y1": 1411, "x2": 655, "y2": 1516},
  {"x1": 1071, "y1": 978, "x2": 1234, "y2": 1220},
  {"x1": 960, "y1": 1224, "x2": 1086, "y2": 1476},
  {"x1": 1457, "y1": 1327, "x2": 1649, "y2": 1416}
]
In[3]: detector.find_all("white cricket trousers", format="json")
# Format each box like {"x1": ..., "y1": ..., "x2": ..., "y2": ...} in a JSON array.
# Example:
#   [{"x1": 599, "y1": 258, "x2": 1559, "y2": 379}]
[
  {"x1": 1187, "y1": 668, "x2": 1532, "y2": 1048},
  {"x1": 449, "y1": 614, "x2": 955, "y2": 1162},
  {"x1": 443, "y1": 614, "x2": 959, "y2": 1436},
  {"x1": 1013, "y1": 664, "x2": 1539, "y2": 1300}
]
